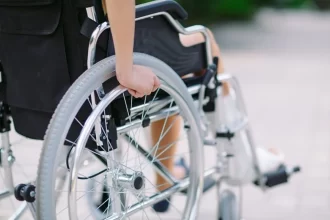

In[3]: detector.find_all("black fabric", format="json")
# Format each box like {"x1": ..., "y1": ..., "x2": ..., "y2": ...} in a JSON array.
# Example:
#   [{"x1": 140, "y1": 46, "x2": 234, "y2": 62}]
[
  {"x1": 107, "y1": 16, "x2": 206, "y2": 77},
  {"x1": 81, "y1": 16, "x2": 206, "y2": 77},
  {"x1": 135, "y1": 0, "x2": 188, "y2": 20},
  {"x1": 0, "y1": 0, "x2": 55, "y2": 7},
  {"x1": 0, "y1": 1, "x2": 60, "y2": 35},
  {"x1": 0, "y1": 0, "x2": 70, "y2": 113},
  {"x1": 71, "y1": 0, "x2": 93, "y2": 8},
  {"x1": 0, "y1": 0, "x2": 203, "y2": 140},
  {"x1": 0, "y1": 61, "x2": 6, "y2": 102},
  {"x1": 80, "y1": 17, "x2": 109, "y2": 51},
  {"x1": 0, "y1": 0, "x2": 103, "y2": 139}
]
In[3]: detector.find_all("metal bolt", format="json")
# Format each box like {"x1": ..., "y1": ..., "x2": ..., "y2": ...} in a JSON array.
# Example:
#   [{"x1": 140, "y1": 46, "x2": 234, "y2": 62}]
[
  {"x1": 8, "y1": 155, "x2": 15, "y2": 164},
  {"x1": 30, "y1": 191, "x2": 35, "y2": 198},
  {"x1": 102, "y1": 115, "x2": 111, "y2": 120}
]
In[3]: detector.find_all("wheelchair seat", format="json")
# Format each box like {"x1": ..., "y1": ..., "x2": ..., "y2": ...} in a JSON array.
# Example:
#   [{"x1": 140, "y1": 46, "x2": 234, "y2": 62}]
[{"x1": 136, "y1": 0, "x2": 188, "y2": 20}]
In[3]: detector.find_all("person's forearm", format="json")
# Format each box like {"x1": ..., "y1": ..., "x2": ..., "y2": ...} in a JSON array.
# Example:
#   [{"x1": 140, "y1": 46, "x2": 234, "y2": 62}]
[{"x1": 105, "y1": 0, "x2": 135, "y2": 78}]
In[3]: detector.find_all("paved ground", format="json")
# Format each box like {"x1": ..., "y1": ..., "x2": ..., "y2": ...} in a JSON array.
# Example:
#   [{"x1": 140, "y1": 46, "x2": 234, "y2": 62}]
[
  {"x1": 1, "y1": 8, "x2": 330, "y2": 220},
  {"x1": 212, "y1": 8, "x2": 330, "y2": 220}
]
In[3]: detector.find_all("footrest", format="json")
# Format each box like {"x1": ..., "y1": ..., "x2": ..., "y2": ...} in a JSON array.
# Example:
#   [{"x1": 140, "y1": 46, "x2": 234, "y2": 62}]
[
  {"x1": 216, "y1": 118, "x2": 248, "y2": 141},
  {"x1": 254, "y1": 165, "x2": 301, "y2": 188}
]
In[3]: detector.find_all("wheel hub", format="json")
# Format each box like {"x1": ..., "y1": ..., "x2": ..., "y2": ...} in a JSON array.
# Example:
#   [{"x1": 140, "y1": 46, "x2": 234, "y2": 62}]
[{"x1": 115, "y1": 171, "x2": 145, "y2": 192}]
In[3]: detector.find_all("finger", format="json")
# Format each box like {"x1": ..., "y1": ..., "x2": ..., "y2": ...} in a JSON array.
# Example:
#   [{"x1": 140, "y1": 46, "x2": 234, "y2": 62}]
[
  {"x1": 135, "y1": 91, "x2": 144, "y2": 98},
  {"x1": 154, "y1": 76, "x2": 161, "y2": 88},
  {"x1": 152, "y1": 77, "x2": 160, "y2": 92},
  {"x1": 152, "y1": 85, "x2": 159, "y2": 92},
  {"x1": 143, "y1": 86, "x2": 153, "y2": 96},
  {"x1": 128, "y1": 89, "x2": 137, "y2": 97},
  {"x1": 130, "y1": 88, "x2": 144, "y2": 98},
  {"x1": 128, "y1": 89, "x2": 144, "y2": 98}
]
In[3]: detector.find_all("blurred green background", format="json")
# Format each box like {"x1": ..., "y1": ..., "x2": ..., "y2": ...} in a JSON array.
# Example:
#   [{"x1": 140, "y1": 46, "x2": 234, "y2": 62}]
[{"x1": 136, "y1": 0, "x2": 330, "y2": 24}]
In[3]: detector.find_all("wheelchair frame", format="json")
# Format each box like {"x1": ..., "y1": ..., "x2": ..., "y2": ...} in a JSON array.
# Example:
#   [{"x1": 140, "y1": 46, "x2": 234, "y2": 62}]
[
  {"x1": 0, "y1": 103, "x2": 31, "y2": 219},
  {"x1": 85, "y1": 5, "x2": 263, "y2": 189},
  {"x1": 0, "y1": 1, "x2": 300, "y2": 219}
]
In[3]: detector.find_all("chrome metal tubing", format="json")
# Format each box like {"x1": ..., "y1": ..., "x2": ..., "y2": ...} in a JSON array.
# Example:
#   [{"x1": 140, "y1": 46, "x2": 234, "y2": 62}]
[
  {"x1": 27, "y1": 202, "x2": 37, "y2": 220},
  {"x1": 121, "y1": 99, "x2": 209, "y2": 138},
  {"x1": 118, "y1": 107, "x2": 180, "y2": 134},
  {"x1": 87, "y1": 21, "x2": 109, "y2": 69},
  {"x1": 0, "y1": 189, "x2": 10, "y2": 199},
  {"x1": 129, "y1": 96, "x2": 173, "y2": 117},
  {"x1": 86, "y1": 7, "x2": 97, "y2": 22},
  {"x1": 68, "y1": 87, "x2": 125, "y2": 220},
  {"x1": 0, "y1": 132, "x2": 14, "y2": 193},
  {"x1": 105, "y1": 167, "x2": 217, "y2": 220},
  {"x1": 129, "y1": 84, "x2": 202, "y2": 118},
  {"x1": 123, "y1": 134, "x2": 177, "y2": 185},
  {"x1": 8, "y1": 202, "x2": 28, "y2": 220},
  {"x1": 216, "y1": 73, "x2": 264, "y2": 188}
]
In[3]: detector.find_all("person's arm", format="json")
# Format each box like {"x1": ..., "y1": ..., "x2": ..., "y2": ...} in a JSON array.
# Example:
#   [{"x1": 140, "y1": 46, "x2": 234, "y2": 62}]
[
  {"x1": 104, "y1": 0, "x2": 160, "y2": 97},
  {"x1": 105, "y1": 0, "x2": 135, "y2": 83}
]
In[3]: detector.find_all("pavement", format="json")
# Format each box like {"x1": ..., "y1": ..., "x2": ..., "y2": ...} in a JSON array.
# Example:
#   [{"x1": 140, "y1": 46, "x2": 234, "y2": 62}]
[
  {"x1": 1, "y1": 8, "x2": 330, "y2": 220},
  {"x1": 212, "y1": 8, "x2": 330, "y2": 220}
]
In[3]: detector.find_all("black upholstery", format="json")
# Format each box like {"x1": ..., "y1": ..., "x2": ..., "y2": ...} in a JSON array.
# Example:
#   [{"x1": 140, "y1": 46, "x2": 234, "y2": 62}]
[
  {"x1": 107, "y1": 15, "x2": 206, "y2": 77},
  {"x1": 136, "y1": 0, "x2": 188, "y2": 20},
  {"x1": 80, "y1": 15, "x2": 207, "y2": 77}
]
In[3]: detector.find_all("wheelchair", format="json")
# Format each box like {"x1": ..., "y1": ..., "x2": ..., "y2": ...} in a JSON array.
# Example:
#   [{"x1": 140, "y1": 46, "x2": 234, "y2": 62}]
[{"x1": 0, "y1": 0, "x2": 300, "y2": 219}]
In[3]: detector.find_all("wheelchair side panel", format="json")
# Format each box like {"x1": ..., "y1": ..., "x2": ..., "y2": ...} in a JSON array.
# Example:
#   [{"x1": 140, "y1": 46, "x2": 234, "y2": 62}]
[{"x1": 106, "y1": 16, "x2": 207, "y2": 77}]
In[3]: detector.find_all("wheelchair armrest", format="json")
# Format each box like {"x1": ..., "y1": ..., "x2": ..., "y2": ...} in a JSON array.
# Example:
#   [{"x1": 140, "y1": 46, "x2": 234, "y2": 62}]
[{"x1": 136, "y1": 0, "x2": 188, "y2": 20}]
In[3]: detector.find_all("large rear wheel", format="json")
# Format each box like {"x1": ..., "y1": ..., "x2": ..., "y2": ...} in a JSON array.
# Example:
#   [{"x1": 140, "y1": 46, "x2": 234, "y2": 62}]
[{"x1": 36, "y1": 53, "x2": 204, "y2": 220}]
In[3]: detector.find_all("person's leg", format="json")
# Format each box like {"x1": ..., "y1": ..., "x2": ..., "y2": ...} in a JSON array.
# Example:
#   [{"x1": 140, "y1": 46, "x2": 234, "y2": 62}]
[
  {"x1": 151, "y1": 28, "x2": 284, "y2": 196},
  {"x1": 179, "y1": 30, "x2": 285, "y2": 184},
  {"x1": 150, "y1": 115, "x2": 182, "y2": 192},
  {"x1": 151, "y1": 28, "x2": 225, "y2": 194}
]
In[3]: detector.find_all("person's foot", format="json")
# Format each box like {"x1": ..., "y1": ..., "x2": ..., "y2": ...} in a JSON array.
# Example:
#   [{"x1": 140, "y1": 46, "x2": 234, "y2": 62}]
[
  {"x1": 152, "y1": 158, "x2": 189, "y2": 213},
  {"x1": 95, "y1": 185, "x2": 111, "y2": 214},
  {"x1": 257, "y1": 147, "x2": 285, "y2": 174}
]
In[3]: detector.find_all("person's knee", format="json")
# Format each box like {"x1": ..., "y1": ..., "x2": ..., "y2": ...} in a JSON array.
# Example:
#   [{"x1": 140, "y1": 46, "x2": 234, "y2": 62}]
[
  {"x1": 206, "y1": 28, "x2": 213, "y2": 38},
  {"x1": 179, "y1": 32, "x2": 205, "y2": 47}
]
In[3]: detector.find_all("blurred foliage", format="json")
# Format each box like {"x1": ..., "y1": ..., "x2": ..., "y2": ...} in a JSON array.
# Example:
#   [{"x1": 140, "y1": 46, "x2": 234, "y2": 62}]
[
  {"x1": 136, "y1": 0, "x2": 320, "y2": 24},
  {"x1": 136, "y1": 0, "x2": 257, "y2": 24},
  {"x1": 257, "y1": 0, "x2": 308, "y2": 8}
]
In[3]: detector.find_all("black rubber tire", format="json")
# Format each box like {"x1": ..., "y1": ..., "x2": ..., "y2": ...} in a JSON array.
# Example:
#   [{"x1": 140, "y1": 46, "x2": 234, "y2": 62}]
[
  {"x1": 14, "y1": 184, "x2": 26, "y2": 201},
  {"x1": 22, "y1": 185, "x2": 36, "y2": 203},
  {"x1": 36, "y1": 53, "x2": 204, "y2": 220}
]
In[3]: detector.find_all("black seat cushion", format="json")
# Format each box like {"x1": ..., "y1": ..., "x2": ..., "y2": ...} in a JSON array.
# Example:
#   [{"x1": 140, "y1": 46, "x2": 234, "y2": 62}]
[{"x1": 136, "y1": 0, "x2": 188, "y2": 20}]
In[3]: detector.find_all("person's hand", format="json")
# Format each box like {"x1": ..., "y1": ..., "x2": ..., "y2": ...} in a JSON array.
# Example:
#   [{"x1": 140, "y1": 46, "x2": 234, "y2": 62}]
[{"x1": 116, "y1": 65, "x2": 161, "y2": 98}]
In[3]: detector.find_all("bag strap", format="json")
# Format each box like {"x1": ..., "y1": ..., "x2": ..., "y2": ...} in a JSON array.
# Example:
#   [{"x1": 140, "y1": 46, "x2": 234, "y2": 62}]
[{"x1": 80, "y1": 17, "x2": 109, "y2": 52}]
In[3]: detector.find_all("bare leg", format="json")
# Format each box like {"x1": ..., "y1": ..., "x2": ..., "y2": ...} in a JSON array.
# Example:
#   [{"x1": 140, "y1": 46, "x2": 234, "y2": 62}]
[
  {"x1": 151, "y1": 28, "x2": 225, "y2": 194},
  {"x1": 150, "y1": 116, "x2": 182, "y2": 192},
  {"x1": 150, "y1": 29, "x2": 285, "y2": 212}
]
